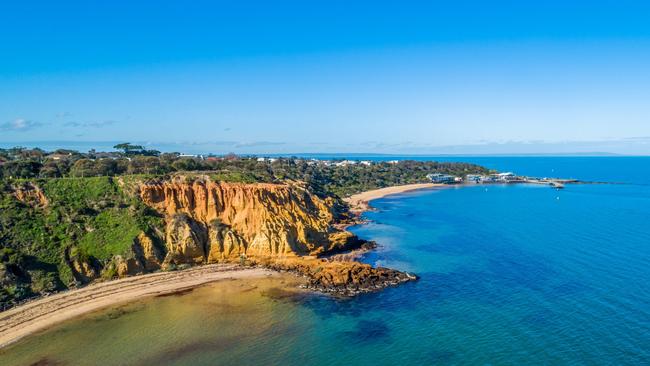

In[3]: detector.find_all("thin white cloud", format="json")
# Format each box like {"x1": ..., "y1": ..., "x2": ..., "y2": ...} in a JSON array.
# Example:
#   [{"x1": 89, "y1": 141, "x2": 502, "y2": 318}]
[
  {"x1": 234, "y1": 141, "x2": 286, "y2": 148},
  {"x1": 0, "y1": 118, "x2": 43, "y2": 132},
  {"x1": 64, "y1": 120, "x2": 118, "y2": 128}
]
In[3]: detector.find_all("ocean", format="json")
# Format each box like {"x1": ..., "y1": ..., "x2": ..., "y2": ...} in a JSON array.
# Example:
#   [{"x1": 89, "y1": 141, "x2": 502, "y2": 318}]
[{"x1": 2, "y1": 156, "x2": 649, "y2": 365}]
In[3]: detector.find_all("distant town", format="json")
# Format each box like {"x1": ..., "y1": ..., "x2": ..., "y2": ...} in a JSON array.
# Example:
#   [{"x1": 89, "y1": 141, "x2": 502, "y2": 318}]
[{"x1": 0, "y1": 146, "x2": 580, "y2": 190}]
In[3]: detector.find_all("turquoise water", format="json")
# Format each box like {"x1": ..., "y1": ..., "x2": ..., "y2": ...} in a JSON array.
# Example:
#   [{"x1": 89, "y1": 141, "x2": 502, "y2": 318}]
[
  {"x1": 2, "y1": 157, "x2": 650, "y2": 365},
  {"x1": 347, "y1": 184, "x2": 650, "y2": 364}
]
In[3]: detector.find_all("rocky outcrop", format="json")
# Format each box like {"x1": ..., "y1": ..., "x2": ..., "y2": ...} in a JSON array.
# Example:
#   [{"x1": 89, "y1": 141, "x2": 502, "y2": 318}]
[
  {"x1": 132, "y1": 232, "x2": 164, "y2": 272},
  {"x1": 0, "y1": 176, "x2": 415, "y2": 305},
  {"x1": 107, "y1": 232, "x2": 167, "y2": 278},
  {"x1": 137, "y1": 177, "x2": 417, "y2": 294},
  {"x1": 70, "y1": 257, "x2": 99, "y2": 282},
  {"x1": 163, "y1": 213, "x2": 208, "y2": 265},
  {"x1": 10, "y1": 182, "x2": 48, "y2": 208},
  {"x1": 258, "y1": 257, "x2": 416, "y2": 296},
  {"x1": 139, "y1": 178, "x2": 354, "y2": 260},
  {"x1": 206, "y1": 219, "x2": 247, "y2": 262},
  {"x1": 65, "y1": 231, "x2": 166, "y2": 283}
]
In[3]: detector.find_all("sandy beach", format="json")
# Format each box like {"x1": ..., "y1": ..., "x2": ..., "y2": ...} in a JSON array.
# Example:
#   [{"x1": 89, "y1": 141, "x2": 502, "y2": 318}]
[
  {"x1": 0, "y1": 264, "x2": 276, "y2": 349},
  {"x1": 0, "y1": 183, "x2": 442, "y2": 350},
  {"x1": 344, "y1": 183, "x2": 444, "y2": 214}
]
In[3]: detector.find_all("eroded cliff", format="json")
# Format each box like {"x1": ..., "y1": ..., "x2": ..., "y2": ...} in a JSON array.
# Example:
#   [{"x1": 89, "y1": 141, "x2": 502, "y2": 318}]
[
  {"x1": 0, "y1": 176, "x2": 414, "y2": 309},
  {"x1": 139, "y1": 178, "x2": 354, "y2": 259},
  {"x1": 136, "y1": 176, "x2": 415, "y2": 294}
]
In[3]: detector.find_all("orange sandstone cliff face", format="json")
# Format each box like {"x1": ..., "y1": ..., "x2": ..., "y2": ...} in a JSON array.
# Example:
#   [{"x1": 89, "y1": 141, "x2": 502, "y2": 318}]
[
  {"x1": 1, "y1": 177, "x2": 414, "y2": 305},
  {"x1": 10, "y1": 182, "x2": 48, "y2": 208},
  {"x1": 138, "y1": 178, "x2": 356, "y2": 263},
  {"x1": 137, "y1": 177, "x2": 416, "y2": 294}
]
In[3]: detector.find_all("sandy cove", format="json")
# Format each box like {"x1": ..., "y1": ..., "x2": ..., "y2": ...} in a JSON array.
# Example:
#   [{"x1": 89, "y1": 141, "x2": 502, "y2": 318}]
[
  {"x1": 0, "y1": 184, "x2": 439, "y2": 349},
  {"x1": 0, "y1": 264, "x2": 276, "y2": 349},
  {"x1": 344, "y1": 183, "x2": 445, "y2": 214}
]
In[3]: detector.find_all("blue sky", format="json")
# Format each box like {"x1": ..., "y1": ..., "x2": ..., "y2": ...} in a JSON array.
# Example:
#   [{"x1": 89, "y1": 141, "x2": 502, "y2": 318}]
[{"x1": 2, "y1": 1, "x2": 650, "y2": 154}]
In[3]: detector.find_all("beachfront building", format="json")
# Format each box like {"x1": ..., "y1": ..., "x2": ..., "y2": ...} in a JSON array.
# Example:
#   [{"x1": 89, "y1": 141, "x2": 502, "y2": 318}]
[
  {"x1": 485, "y1": 172, "x2": 518, "y2": 182},
  {"x1": 179, "y1": 154, "x2": 206, "y2": 159},
  {"x1": 466, "y1": 174, "x2": 484, "y2": 183},
  {"x1": 46, "y1": 152, "x2": 74, "y2": 161},
  {"x1": 335, "y1": 160, "x2": 358, "y2": 167},
  {"x1": 496, "y1": 172, "x2": 517, "y2": 182},
  {"x1": 427, "y1": 173, "x2": 457, "y2": 183}
]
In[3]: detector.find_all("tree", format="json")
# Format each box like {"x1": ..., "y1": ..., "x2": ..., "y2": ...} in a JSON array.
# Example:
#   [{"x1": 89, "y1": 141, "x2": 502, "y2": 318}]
[
  {"x1": 171, "y1": 158, "x2": 199, "y2": 172},
  {"x1": 141, "y1": 149, "x2": 161, "y2": 157},
  {"x1": 127, "y1": 156, "x2": 164, "y2": 174},
  {"x1": 1, "y1": 160, "x2": 42, "y2": 178},
  {"x1": 113, "y1": 143, "x2": 144, "y2": 155},
  {"x1": 96, "y1": 159, "x2": 119, "y2": 176},
  {"x1": 70, "y1": 159, "x2": 98, "y2": 177},
  {"x1": 39, "y1": 161, "x2": 64, "y2": 178}
]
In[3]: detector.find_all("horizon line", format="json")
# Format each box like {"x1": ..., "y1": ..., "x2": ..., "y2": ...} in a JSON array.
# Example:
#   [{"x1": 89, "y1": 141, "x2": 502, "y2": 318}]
[{"x1": 1, "y1": 143, "x2": 648, "y2": 158}]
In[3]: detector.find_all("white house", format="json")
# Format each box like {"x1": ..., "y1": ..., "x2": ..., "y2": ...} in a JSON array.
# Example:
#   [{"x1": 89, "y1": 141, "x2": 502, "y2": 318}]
[
  {"x1": 427, "y1": 173, "x2": 456, "y2": 183},
  {"x1": 496, "y1": 172, "x2": 517, "y2": 181},
  {"x1": 335, "y1": 160, "x2": 357, "y2": 167},
  {"x1": 466, "y1": 174, "x2": 484, "y2": 183}
]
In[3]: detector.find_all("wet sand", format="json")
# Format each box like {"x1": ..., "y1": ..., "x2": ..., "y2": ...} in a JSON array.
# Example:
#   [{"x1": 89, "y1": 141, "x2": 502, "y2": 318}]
[
  {"x1": 0, "y1": 264, "x2": 276, "y2": 348},
  {"x1": 1, "y1": 183, "x2": 442, "y2": 350}
]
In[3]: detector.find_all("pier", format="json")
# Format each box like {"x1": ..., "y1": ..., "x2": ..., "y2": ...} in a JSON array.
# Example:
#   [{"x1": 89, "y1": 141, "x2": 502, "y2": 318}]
[{"x1": 524, "y1": 179, "x2": 571, "y2": 189}]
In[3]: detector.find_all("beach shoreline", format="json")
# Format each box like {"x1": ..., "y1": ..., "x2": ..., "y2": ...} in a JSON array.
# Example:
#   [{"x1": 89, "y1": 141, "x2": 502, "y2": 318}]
[
  {"x1": 344, "y1": 183, "x2": 445, "y2": 214},
  {"x1": 0, "y1": 183, "x2": 443, "y2": 350},
  {"x1": 0, "y1": 264, "x2": 277, "y2": 349}
]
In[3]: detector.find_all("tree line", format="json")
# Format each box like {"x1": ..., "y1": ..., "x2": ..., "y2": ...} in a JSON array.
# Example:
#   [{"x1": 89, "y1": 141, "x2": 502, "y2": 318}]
[{"x1": 0, "y1": 145, "x2": 491, "y2": 197}]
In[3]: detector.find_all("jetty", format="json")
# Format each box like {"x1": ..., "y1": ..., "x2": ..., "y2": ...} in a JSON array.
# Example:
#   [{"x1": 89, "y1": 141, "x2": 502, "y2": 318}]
[{"x1": 524, "y1": 179, "x2": 567, "y2": 189}]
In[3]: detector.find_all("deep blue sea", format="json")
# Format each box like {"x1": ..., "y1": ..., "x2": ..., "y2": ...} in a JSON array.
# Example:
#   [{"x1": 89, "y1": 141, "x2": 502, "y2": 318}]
[
  {"x1": 344, "y1": 156, "x2": 650, "y2": 364},
  {"x1": 2, "y1": 157, "x2": 650, "y2": 365},
  {"x1": 326, "y1": 156, "x2": 650, "y2": 364}
]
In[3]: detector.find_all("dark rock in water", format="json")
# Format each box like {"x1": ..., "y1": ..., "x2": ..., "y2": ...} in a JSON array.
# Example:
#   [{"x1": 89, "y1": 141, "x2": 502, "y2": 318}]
[
  {"x1": 342, "y1": 319, "x2": 391, "y2": 343},
  {"x1": 256, "y1": 257, "x2": 418, "y2": 297},
  {"x1": 155, "y1": 287, "x2": 195, "y2": 298},
  {"x1": 305, "y1": 267, "x2": 418, "y2": 297},
  {"x1": 132, "y1": 336, "x2": 243, "y2": 366},
  {"x1": 424, "y1": 350, "x2": 456, "y2": 363},
  {"x1": 261, "y1": 287, "x2": 311, "y2": 303},
  {"x1": 29, "y1": 357, "x2": 65, "y2": 366}
]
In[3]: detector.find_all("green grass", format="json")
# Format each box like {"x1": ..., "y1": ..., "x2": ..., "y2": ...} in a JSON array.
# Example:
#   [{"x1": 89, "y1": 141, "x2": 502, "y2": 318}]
[
  {"x1": 0, "y1": 176, "x2": 165, "y2": 308},
  {"x1": 0, "y1": 159, "x2": 490, "y2": 308},
  {"x1": 41, "y1": 177, "x2": 119, "y2": 207},
  {"x1": 77, "y1": 211, "x2": 143, "y2": 260},
  {"x1": 207, "y1": 171, "x2": 261, "y2": 183}
]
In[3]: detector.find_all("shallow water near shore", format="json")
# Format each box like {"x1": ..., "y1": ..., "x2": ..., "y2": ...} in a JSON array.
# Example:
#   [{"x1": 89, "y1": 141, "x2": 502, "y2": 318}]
[
  {"x1": 0, "y1": 275, "x2": 314, "y2": 366},
  {"x1": 2, "y1": 157, "x2": 650, "y2": 365}
]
